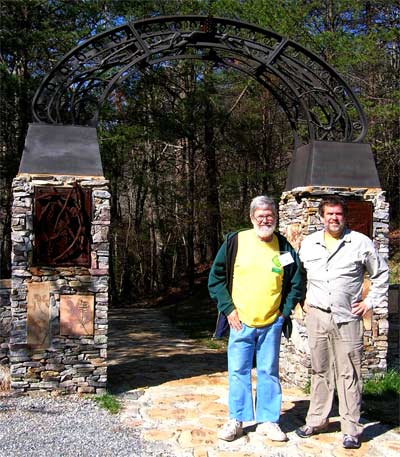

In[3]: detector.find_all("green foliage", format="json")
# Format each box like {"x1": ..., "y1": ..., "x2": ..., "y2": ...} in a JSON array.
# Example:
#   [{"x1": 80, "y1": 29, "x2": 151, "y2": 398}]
[
  {"x1": 363, "y1": 370, "x2": 400, "y2": 397},
  {"x1": 362, "y1": 370, "x2": 400, "y2": 424},
  {"x1": 94, "y1": 392, "x2": 122, "y2": 414},
  {"x1": 202, "y1": 338, "x2": 227, "y2": 350},
  {"x1": 302, "y1": 379, "x2": 311, "y2": 395}
]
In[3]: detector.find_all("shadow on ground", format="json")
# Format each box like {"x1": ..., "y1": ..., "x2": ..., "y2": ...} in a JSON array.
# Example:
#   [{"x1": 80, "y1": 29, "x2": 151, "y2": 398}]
[
  {"x1": 107, "y1": 351, "x2": 227, "y2": 393},
  {"x1": 106, "y1": 307, "x2": 227, "y2": 394}
]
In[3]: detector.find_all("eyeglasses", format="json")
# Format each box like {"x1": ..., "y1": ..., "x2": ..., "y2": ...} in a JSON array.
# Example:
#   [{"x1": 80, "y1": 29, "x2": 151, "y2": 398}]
[{"x1": 254, "y1": 214, "x2": 275, "y2": 223}]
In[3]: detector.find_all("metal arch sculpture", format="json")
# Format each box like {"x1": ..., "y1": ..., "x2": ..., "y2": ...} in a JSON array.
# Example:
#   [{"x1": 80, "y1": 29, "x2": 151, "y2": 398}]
[{"x1": 32, "y1": 15, "x2": 367, "y2": 144}]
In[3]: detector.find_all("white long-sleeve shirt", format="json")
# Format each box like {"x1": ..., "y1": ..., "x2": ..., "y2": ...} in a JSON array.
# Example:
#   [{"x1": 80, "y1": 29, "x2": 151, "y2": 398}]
[{"x1": 299, "y1": 228, "x2": 389, "y2": 323}]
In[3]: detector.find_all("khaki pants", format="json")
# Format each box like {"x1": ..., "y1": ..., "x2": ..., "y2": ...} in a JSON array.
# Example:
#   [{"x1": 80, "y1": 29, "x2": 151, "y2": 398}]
[{"x1": 305, "y1": 306, "x2": 364, "y2": 436}]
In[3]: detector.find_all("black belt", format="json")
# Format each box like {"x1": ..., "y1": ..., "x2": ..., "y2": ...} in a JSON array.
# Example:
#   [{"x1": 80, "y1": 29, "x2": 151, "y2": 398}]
[{"x1": 313, "y1": 306, "x2": 331, "y2": 313}]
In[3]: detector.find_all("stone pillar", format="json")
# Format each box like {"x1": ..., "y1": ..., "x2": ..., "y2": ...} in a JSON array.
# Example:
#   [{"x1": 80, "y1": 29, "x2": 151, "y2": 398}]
[
  {"x1": 10, "y1": 174, "x2": 110, "y2": 393},
  {"x1": 278, "y1": 186, "x2": 390, "y2": 386},
  {"x1": 9, "y1": 123, "x2": 110, "y2": 394}
]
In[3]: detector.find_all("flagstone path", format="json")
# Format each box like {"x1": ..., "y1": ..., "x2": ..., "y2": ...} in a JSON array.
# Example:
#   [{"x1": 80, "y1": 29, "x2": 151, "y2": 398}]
[{"x1": 107, "y1": 308, "x2": 400, "y2": 457}]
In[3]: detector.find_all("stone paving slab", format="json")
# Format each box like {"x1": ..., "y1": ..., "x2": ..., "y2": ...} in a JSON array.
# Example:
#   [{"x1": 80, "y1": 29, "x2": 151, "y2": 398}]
[{"x1": 108, "y1": 308, "x2": 400, "y2": 457}]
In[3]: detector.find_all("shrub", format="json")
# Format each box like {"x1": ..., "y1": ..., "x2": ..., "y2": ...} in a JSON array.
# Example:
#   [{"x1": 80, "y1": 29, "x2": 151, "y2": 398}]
[{"x1": 94, "y1": 392, "x2": 121, "y2": 414}]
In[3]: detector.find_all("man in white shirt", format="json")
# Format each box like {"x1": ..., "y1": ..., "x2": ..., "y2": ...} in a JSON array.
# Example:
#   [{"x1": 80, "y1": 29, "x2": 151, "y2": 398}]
[{"x1": 296, "y1": 195, "x2": 388, "y2": 449}]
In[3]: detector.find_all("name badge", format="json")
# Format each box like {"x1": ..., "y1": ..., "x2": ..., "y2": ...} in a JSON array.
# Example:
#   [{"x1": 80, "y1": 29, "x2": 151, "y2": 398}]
[{"x1": 278, "y1": 252, "x2": 295, "y2": 267}]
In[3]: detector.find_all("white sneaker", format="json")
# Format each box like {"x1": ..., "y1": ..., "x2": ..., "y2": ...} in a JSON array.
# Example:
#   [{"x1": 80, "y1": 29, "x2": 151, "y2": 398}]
[
  {"x1": 218, "y1": 419, "x2": 243, "y2": 441},
  {"x1": 257, "y1": 422, "x2": 287, "y2": 441}
]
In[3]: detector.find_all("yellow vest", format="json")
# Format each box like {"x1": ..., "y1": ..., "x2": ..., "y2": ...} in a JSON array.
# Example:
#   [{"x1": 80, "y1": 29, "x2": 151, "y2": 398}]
[{"x1": 232, "y1": 229, "x2": 282, "y2": 327}]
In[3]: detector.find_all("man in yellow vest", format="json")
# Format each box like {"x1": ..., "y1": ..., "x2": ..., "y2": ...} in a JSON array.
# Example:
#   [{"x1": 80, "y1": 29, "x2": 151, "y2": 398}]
[{"x1": 208, "y1": 195, "x2": 303, "y2": 442}]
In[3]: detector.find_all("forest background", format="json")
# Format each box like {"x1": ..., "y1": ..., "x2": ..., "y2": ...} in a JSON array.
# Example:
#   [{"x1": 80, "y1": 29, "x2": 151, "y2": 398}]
[{"x1": 0, "y1": 0, "x2": 399, "y2": 306}]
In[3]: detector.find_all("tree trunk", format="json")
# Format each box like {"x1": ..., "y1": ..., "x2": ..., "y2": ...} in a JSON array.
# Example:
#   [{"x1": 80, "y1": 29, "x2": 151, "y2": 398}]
[{"x1": 204, "y1": 72, "x2": 222, "y2": 258}]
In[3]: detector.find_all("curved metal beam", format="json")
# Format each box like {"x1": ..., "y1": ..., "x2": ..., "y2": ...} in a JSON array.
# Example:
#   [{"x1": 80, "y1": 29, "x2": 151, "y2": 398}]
[{"x1": 32, "y1": 15, "x2": 367, "y2": 143}]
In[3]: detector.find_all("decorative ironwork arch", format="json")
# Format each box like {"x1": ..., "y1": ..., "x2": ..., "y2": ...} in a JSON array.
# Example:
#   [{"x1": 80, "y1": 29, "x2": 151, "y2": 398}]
[{"x1": 32, "y1": 15, "x2": 367, "y2": 144}]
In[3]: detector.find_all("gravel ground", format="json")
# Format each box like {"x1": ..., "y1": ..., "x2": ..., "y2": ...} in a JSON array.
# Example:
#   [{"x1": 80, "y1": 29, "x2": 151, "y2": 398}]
[{"x1": 0, "y1": 393, "x2": 174, "y2": 457}]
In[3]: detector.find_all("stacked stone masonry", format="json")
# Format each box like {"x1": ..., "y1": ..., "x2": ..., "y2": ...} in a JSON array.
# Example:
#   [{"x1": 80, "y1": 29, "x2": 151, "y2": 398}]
[
  {"x1": 0, "y1": 279, "x2": 11, "y2": 365},
  {"x1": 9, "y1": 174, "x2": 110, "y2": 394},
  {"x1": 278, "y1": 186, "x2": 393, "y2": 388}
]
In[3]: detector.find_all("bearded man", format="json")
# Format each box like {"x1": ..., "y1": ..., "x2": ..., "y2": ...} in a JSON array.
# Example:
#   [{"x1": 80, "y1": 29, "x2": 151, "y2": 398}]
[
  {"x1": 208, "y1": 195, "x2": 303, "y2": 442},
  {"x1": 296, "y1": 195, "x2": 388, "y2": 449}
]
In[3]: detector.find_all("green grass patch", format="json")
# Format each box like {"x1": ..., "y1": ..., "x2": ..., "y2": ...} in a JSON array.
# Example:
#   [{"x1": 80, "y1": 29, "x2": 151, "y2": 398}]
[
  {"x1": 363, "y1": 369, "x2": 400, "y2": 397},
  {"x1": 302, "y1": 379, "x2": 311, "y2": 395},
  {"x1": 362, "y1": 370, "x2": 400, "y2": 425},
  {"x1": 94, "y1": 392, "x2": 121, "y2": 414},
  {"x1": 197, "y1": 337, "x2": 227, "y2": 350}
]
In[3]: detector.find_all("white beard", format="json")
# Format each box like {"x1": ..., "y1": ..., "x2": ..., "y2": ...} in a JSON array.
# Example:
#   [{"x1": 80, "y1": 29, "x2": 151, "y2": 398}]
[{"x1": 255, "y1": 222, "x2": 276, "y2": 240}]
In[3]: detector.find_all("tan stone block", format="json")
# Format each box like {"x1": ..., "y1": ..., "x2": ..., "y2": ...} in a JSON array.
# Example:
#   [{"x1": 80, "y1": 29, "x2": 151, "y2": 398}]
[
  {"x1": 146, "y1": 407, "x2": 197, "y2": 420},
  {"x1": 174, "y1": 393, "x2": 220, "y2": 403},
  {"x1": 177, "y1": 428, "x2": 217, "y2": 448},
  {"x1": 152, "y1": 398, "x2": 174, "y2": 407},
  {"x1": 312, "y1": 433, "x2": 339, "y2": 445},
  {"x1": 173, "y1": 424, "x2": 197, "y2": 433},
  {"x1": 193, "y1": 448, "x2": 209, "y2": 457},
  {"x1": 77, "y1": 386, "x2": 95, "y2": 393},
  {"x1": 298, "y1": 441, "x2": 325, "y2": 454},
  {"x1": 199, "y1": 402, "x2": 228, "y2": 416},
  {"x1": 384, "y1": 441, "x2": 400, "y2": 452},
  {"x1": 41, "y1": 370, "x2": 60, "y2": 380},
  {"x1": 204, "y1": 375, "x2": 228, "y2": 386},
  {"x1": 199, "y1": 417, "x2": 226, "y2": 429},
  {"x1": 152, "y1": 393, "x2": 219, "y2": 409},
  {"x1": 141, "y1": 407, "x2": 165, "y2": 420},
  {"x1": 214, "y1": 452, "x2": 253, "y2": 457},
  {"x1": 260, "y1": 437, "x2": 287, "y2": 447},
  {"x1": 143, "y1": 429, "x2": 174, "y2": 441},
  {"x1": 26, "y1": 367, "x2": 42, "y2": 378},
  {"x1": 87, "y1": 358, "x2": 105, "y2": 367},
  {"x1": 332, "y1": 442, "x2": 369, "y2": 457}
]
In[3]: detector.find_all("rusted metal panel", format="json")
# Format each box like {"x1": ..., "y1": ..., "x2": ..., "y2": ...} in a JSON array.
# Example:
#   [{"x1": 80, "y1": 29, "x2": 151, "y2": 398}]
[
  {"x1": 33, "y1": 183, "x2": 92, "y2": 266},
  {"x1": 347, "y1": 200, "x2": 373, "y2": 239},
  {"x1": 60, "y1": 295, "x2": 94, "y2": 336},
  {"x1": 27, "y1": 282, "x2": 50, "y2": 348}
]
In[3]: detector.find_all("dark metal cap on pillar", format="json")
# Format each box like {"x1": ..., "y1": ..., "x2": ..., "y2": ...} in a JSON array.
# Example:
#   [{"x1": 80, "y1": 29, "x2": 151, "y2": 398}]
[
  {"x1": 285, "y1": 141, "x2": 380, "y2": 191},
  {"x1": 19, "y1": 123, "x2": 103, "y2": 176}
]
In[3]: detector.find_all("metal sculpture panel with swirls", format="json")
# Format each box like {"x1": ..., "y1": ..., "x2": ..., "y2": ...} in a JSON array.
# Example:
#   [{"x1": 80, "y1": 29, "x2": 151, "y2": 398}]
[
  {"x1": 32, "y1": 15, "x2": 367, "y2": 144},
  {"x1": 33, "y1": 184, "x2": 92, "y2": 266}
]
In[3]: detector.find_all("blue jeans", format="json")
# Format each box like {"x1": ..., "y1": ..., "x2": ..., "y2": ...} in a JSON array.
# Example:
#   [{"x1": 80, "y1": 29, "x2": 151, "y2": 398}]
[{"x1": 228, "y1": 315, "x2": 284, "y2": 423}]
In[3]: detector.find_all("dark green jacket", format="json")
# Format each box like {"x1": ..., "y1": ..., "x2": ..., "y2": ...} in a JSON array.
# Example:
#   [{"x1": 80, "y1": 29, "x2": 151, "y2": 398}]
[{"x1": 208, "y1": 230, "x2": 304, "y2": 338}]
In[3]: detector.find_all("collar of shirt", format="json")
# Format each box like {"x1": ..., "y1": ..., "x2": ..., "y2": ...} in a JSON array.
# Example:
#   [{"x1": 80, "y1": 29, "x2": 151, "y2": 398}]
[{"x1": 314, "y1": 228, "x2": 351, "y2": 254}]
